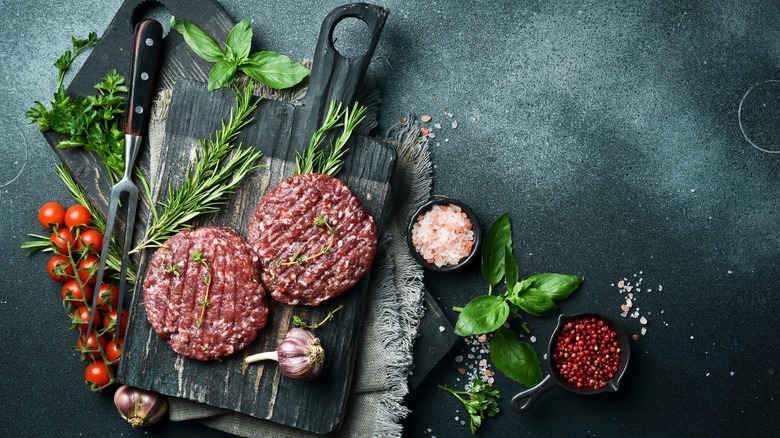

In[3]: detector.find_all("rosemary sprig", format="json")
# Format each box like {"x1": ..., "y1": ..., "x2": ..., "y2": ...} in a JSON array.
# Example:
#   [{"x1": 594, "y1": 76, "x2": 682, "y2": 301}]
[
  {"x1": 293, "y1": 100, "x2": 367, "y2": 176},
  {"x1": 131, "y1": 83, "x2": 264, "y2": 253},
  {"x1": 319, "y1": 102, "x2": 367, "y2": 176},
  {"x1": 20, "y1": 234, "x2": 53, "y2": 256}
]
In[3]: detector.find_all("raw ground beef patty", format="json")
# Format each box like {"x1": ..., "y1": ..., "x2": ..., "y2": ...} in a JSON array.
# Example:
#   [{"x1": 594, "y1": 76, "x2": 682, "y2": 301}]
[
  {"x1": 247, "y1": 173, "x2": 378, "y2": 306},
  {"x1": 143, "y1": 226, "x2": 269, "y2": 361}
]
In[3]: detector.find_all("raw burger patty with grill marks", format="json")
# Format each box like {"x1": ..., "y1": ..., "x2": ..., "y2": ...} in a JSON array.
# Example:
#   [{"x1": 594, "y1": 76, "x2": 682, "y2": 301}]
[
  {"x1": 143, "y1": 226, "x2": 269, "y2": 361},
  {"x1": 247, "y1": 173, "x2": 377, "y2": 306}
]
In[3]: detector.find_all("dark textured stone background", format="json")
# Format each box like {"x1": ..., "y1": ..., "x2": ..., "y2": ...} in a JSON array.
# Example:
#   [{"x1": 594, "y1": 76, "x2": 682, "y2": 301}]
[{"x1": 1, "y1": 1, "x2": 778, "y2": 437}]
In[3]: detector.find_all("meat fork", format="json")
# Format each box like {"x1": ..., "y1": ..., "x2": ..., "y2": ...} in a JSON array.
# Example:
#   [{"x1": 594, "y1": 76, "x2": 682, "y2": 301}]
[{"x1": 86, "y1": 19, "x2": 163, "y2": 339}]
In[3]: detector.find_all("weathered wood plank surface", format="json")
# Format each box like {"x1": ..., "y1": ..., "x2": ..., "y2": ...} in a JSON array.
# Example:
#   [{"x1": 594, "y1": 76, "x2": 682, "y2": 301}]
[
  {"x1": 120, "y1": 79, "x2": 396, "y2": 434},
  {"x1": 37, "y1": 0, "x2": 451, "y2": 433}
]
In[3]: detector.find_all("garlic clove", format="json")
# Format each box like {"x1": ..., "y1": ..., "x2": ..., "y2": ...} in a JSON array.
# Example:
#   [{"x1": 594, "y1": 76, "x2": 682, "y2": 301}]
[
  {"x1": 245, "y1": 328, "x2": 325, "y2": 381},
  {"x1": 114, "y1": 384, "x2": 169, "y2": 428}
]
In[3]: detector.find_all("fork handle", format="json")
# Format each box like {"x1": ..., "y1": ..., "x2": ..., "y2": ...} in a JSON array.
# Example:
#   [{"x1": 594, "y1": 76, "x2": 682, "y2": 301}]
[{"x1": 125, "y1": 19, "x2": 163, "y2": 136}]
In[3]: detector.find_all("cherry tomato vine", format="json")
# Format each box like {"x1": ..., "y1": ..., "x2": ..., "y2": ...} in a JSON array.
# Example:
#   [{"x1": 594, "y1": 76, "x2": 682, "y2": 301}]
[{"x1": 25, "y1": 201, "x2": 125, "y2": 393}]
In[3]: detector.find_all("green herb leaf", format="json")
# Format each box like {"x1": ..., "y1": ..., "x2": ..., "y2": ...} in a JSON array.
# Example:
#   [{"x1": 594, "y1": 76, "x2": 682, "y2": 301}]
[
  {"x1": 208, "y1": 59, "x2": 238, "y2": 92},
  {"x1": 504, "y1": 245, "x2": 519, "y2": 294},
  {"x1": 454, "y1": 295, "x2": 510, "y2": 336},
  {"x1": 438, "y1": 377, "x2": 500, "y2": 435},
  {"x1": 481, "y1": 213, "x2": 512, "y2": 290},
  {"x1": 170, "y1": 17, "x2": 225, "y2": 63},
  {"x1": 508, "y1": 285, "x2": 558, "y2": 316},
  {"x1": 226, "y1": 17, "x2": 252, "y2": 60},
  {"x1": 522, "y1": 273, "x2": 584, "y2": 301},
  {"x1": 72, "y1": 32, "x2": 99, "y2": 51},
  {"x1": 241, "y1": 51, "x2": 310, "y2": 89},
  {"x1": 489, "y1": 326, "x2": 543, "y2": 387}
]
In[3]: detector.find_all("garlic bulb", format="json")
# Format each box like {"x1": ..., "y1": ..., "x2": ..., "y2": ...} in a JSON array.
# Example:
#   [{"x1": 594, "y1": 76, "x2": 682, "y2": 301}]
[
  {"x1": 113, "y1": 384, "x2": 169, "y2": 427},
  {"x1": 245, "y1": 328, "x2": 325, "y2": 381}
]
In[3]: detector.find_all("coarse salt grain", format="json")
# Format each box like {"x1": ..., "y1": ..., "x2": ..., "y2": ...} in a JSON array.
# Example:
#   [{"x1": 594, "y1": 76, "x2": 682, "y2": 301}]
[
  {"x1": 421, "y1": 115, "x2": 432, "y2": 122},
  {"x1": 411, "y1": 204, "x2": 475, "y2": 267}
]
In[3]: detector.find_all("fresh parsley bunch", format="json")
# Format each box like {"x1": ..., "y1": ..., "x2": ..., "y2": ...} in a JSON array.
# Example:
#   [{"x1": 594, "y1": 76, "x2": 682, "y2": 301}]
[
  {"x1": 170, "y1": 16, "x2": 310, "y2": 92},
  {"x1": 438, "y1": 378, "x2": 501, "y2": 435},
  {"x1": 26, "y1": 33, "x2": 128, "y2": 179},
  {"x1": 453, "y1": 213, "x2": 583, "y2": 387}
]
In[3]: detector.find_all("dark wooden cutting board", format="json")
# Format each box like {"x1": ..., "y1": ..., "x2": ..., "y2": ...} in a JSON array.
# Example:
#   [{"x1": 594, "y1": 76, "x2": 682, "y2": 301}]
[
  {"x1": 38, "y1": 0, "x2": 458, "y2": 433},
  {"x1": 121, "y1": 78, "x2": 395, "y2": 434}
]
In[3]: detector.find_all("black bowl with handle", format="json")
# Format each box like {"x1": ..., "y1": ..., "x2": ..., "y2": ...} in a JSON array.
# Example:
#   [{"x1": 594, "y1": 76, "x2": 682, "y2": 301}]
[{"x1": 511, "y1": 312, "x2": 631, "y2": 413}]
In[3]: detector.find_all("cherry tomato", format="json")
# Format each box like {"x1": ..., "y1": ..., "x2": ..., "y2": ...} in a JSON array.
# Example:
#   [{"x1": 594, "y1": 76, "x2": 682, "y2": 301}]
[
  {"x1": 38, "y1": 202, "x2": 65, "y2": 228},
  {"x1": 61, "y1": 280, "x2": 93, "y2": 305},
  {"x1": 72, "y1": 306, "x2": 95, "y2": 333},
  {"x1": 65, "y1": 204, "x2": 92, "y2": 229},
  {"x1": 85, "y1": 360, "x2": 112, "y2": 387},
  {"x1": 50, "y1": 227, "x2": 75, "y2": 255},
  {"x1": 77, "y1": 229, "x2": 103, "y2": 252},
  {"x1": 47, "y1": 255, "x2": 74, "y2": 282},
  {"x1": 77, "y1": 332, "x2": 107, "y2": 360},
  {"x1": 105, "y1": 338, "x2": 124, "y2": 363},
  {"x1": 102, "y1": 309, "x2": 128, "y2": 337},
  {"x1": 97, "y1": 284, "x2": 120, "y2": 312},
  {"x1": 78, "y1": 255, "x2": 100, "y2": 285}
]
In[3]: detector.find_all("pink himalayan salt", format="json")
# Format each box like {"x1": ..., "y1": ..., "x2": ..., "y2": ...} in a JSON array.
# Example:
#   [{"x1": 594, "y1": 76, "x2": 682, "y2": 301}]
[{"x1": 411, "y1": 204, "x2": 475, "y2": 267}]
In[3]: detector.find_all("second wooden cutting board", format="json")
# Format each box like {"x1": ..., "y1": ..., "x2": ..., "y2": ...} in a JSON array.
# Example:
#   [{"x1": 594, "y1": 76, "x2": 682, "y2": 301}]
[{"x1": 119, "y1": 3, "x2": 395, "y2": 434}]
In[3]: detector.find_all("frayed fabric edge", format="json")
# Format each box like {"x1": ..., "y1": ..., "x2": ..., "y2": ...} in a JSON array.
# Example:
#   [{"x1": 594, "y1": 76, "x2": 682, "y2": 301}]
[{"x1": 368, "y1": 116, "x2": 432, "y2": 438}]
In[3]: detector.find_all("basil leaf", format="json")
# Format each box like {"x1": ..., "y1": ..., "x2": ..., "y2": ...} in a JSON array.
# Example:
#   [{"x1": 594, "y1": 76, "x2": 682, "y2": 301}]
[
  {"x1": 524, "y1": 273, "x2": 584, "y2": 301},
  {"x1": 504, "y1": 245, "x2": 519, "y2": 294},
  {"x1": 170, "y1": 17, "x2": 225, "y2": 63},
  {"x1": 489, "y1": 327, "x2": 543, "y2": 387},
  {"x1": 240, "y1": 51, "x2": 310, "y2": 89},
  {"x1": 454, "y1": 295, "x2": 510, "y2": 336},
  {"x1": 207, "y1": 60, "x2": 237, "y2": 92},
  {"x1": 226, "y1": 17, "x2": 252, "y2": 60},
  {"x1": 481, "y1": 213, "x2": 512, "y2": 288},
  {"x1": 509, "y1": 287, "x2": 558, "y2": 317}
]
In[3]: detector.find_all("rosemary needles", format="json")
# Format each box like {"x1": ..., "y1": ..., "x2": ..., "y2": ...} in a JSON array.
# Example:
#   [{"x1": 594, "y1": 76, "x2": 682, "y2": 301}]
[
  {"x1": 132, "y1": 83, "x2": 265, "y2": 253},
  {"x1": 293, "y1": 100, "x2": 368, "y2": 177}
]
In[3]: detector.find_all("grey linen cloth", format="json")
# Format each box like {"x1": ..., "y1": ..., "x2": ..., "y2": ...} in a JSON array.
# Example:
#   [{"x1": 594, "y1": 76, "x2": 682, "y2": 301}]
[{"x1": 148, "y1": 91, "x2": 432, "y2": 437}]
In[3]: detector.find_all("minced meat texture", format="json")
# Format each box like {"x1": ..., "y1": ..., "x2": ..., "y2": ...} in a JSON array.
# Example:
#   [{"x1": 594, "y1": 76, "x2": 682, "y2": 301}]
[
  {"x1": 247, "y1": 173, "x2": 377, "y2": 306},
  {"x1": 143, "y1": 226, "x2": 269, "y2": 361}
]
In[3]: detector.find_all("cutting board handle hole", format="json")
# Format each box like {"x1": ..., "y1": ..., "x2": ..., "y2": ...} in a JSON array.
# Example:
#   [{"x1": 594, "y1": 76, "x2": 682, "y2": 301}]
[
  {"x1": 131, "y1": 1, "x2": 172, "y2": 37},
  {"x1": 331, "y1": 17, "x2": 372, "y2": 59}
]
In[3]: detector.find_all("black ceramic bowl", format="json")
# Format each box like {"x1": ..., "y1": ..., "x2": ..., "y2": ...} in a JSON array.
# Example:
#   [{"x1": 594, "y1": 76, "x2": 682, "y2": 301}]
[
  {"x1": 406, "y1": 196, "x2": 481, "y2": 272},
  {"x1": 510, "y1": 313, "x2": 631, "y2": 413}
]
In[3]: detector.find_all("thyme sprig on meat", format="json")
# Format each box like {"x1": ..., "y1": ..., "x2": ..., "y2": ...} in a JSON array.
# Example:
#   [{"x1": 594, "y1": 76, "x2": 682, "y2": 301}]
[
  {"x1": 293, "y1": 100, "x2": 367, "y2": 176},
  {"x1": 278, "y1": 215, "x2": 335, "y2": 266},
  {"x1": 131, "y1": 83, "x2": 265, "y2": 253},
  {"x1": 191, "y1": 249, "x2": 212, "y2": 328}
]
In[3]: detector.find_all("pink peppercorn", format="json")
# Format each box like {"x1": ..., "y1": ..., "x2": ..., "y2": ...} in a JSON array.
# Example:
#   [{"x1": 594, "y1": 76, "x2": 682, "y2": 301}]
[{"x1": 551, "y1": 317, "x2": 622, "y2": 391}]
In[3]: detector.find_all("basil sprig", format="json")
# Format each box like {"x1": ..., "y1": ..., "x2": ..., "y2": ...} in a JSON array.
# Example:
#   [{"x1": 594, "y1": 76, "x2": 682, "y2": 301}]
[
  {"x1": 170, "y1": 17, "x2": 309, "y2": 92},
  {"x1": 453, "y1": 213, "x2": 583, "y2": 387}
]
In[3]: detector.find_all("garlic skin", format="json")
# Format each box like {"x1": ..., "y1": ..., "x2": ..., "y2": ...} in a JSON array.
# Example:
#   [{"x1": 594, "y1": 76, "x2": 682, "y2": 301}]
[
  {"x1": 245, "y1": 328, "x2": 325, "y2": 381},
  {"x1": 277, "y1": 328, "x2": 325, "y2": 381},
  {"x1": 114, "y1": 384, "x2": 169, "y2": 428}
]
